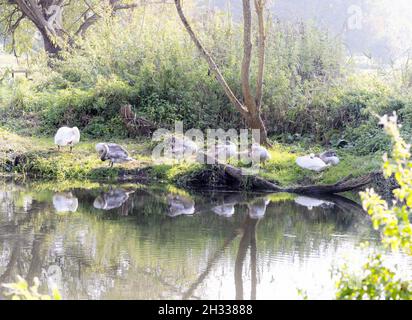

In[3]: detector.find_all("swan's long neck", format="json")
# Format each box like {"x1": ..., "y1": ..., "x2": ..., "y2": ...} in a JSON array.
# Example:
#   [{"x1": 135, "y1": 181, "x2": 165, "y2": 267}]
[{"x1": 100, "y1": 144, "x2": 109, "y2": 161}]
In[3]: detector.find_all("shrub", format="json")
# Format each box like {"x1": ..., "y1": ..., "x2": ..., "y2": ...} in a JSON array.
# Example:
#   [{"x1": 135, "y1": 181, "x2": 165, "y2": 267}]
[
  {"x1": 1, "y1": 6, "x2": 351, "y2": 140},
  {"x1": 334, "y1": 113, "x2": 412, "y2": 300}
]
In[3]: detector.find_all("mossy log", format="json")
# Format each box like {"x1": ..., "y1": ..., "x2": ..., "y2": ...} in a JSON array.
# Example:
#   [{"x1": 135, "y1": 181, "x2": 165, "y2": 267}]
[
  {"x1": 222, "y1": 164, "x2": 377, "y2": 195},
  {"x1": 186, "y1": 152, "x2": 380, "y2": 195}
]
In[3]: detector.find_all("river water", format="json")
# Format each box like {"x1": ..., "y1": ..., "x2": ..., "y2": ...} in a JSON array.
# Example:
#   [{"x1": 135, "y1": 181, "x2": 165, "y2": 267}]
[{"x1": 0, "y1": 181, "x2": 410, "y2": 300}]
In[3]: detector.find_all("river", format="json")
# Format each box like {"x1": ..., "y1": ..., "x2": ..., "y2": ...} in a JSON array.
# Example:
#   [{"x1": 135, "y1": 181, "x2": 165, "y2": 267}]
[{"x1": 0, "y1": 180, "x2": 410, "y2": 300}]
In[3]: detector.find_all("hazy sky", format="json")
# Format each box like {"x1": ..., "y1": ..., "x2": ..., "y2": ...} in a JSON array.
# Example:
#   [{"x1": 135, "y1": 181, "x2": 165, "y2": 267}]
[{"x1": 198, "y1": 0, "x2": 412, "y2": 62}]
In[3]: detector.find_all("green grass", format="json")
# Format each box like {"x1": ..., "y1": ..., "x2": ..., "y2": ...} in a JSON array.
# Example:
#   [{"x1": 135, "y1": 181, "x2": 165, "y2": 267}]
[
  {"x1": 1, "y1": 129, "x2": 153, "y2": 180},
  {"x1": 0, "y1": 128, "x2": 382, "y2": 186},
  {"x1": 242, "y1": 142, "x2": 382, "y2": 186}
]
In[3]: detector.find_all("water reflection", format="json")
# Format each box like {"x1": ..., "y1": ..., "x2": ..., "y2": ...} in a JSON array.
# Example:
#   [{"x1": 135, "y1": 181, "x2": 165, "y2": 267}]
[
  {"x1": 53, "y1": 192, "x2": 78, "y2": 213},
  {"x1": 93, "y1": 189, "x2": 134, "y2": 213},
  {"x1": 167, "y1": 194, "x2": 195, "y2": 217},
  {"x1": 43, "y1": 264, "x2": 63, "y2": 292},
  {"x1": 294, "y1": 196, "x2": 334, "y2": 210},
  {"x1": 211, "y1": 194, "x2": 243, "y2": 218},
  {"x1": 235, "y1": 215, "x2": 259, "y2": 300},
  {"x1": 0, "y1": 181, "x2": 410, "y2": 300},
  {"x1": 247, "y1": 197, "x2": 270, "y2": 220}
]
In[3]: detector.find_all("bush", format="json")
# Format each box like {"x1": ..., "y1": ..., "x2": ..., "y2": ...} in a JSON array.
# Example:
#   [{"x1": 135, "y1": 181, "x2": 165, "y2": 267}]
[
  {"x1": 334, "y1": 252, "x2": 412, "y2": 300},
  {"x1": 1, "y1": 276, "x2": 61, "y2": 300},
  {"x1": 34, "y1": 76, "x2": 139, "y2": 138},
  {"x1": 2, "y1": 4, "x2": 412, "y2": 153},
  {"x1": 1, "y1": 6, "x2": 351, "y2": 140},
  {"x1": 334, "y1": 113, "x2": 412, "y2": 300}
]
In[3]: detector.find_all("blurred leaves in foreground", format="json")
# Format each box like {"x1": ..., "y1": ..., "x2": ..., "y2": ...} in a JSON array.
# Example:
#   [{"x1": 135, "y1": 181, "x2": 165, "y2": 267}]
[{"x1": 1, "y1": 275, "x2": 61, "y2": 300}]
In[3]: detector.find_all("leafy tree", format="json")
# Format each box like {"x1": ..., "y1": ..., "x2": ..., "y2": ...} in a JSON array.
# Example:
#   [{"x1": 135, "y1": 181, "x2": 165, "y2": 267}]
[
  {"x1": 174, "y1": 0, "x2": 270, "y2": 145},
  {"x1": 0, "y1": 0, "x2": 159, "y2": 56}
]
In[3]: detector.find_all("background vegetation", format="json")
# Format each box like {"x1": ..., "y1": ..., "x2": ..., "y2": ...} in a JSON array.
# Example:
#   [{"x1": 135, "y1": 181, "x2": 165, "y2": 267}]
[{"x1": 1, "y1": 3, "x2": 412, "y2": 157}]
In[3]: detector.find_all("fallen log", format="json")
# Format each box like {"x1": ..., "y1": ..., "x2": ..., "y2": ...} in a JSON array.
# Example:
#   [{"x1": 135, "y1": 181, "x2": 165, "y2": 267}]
[
  {"x1": 282, "y1": 173, "x2": 379, "y2": 195},
  {"x1": 224, "y1": 163, "x2": 378, "y2": 195},
  {"x1": 191, "y1": 152, "x2": 380, "y2": 195}
]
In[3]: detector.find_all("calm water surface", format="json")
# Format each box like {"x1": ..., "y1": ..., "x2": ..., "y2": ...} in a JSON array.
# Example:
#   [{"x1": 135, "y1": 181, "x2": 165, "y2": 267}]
[{"x1": 0, "y1": 181, "x2": 410, "y2": 300}]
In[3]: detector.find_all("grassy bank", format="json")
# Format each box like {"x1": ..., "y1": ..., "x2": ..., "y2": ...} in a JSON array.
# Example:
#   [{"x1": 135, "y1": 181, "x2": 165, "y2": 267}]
[{"x1": 0, "y1": 128, "x2": 382, "y2": 188}]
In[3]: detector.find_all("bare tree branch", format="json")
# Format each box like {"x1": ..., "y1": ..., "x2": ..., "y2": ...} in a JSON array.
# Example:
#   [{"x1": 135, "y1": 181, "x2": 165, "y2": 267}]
[
  {"x1": 8, "y1": 12, "x2": 25, "y2": 33},
  {"x1": 175, "y1": 0, "x2": 270, "y2": 145},
  {"x1": 174, "y1": 0, "x2": 248, "y2": 117},
  {"x1": 74, "y1": 12, "x2": 99, "y2": 37}
]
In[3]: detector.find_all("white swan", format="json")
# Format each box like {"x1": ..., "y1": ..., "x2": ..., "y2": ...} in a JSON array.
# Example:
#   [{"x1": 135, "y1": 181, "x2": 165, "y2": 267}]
[
  {"x1": 294, "y1": 196, "x2": 335, "y2": 210},
  {"x1": 181, "y1": 138, "x2": 199, "y2": 155},
  {"x1": 96, "y1": 143, "x2": 134, "y2": 167},
  {"x1": 45, "y1": 265, "x2": 63, "y2": 292},
  {"x1": 167, "y1": 136, "x2": 199, "y2": 155},
  {"x1": 251, "y1": 143, "x2": 271, "y2": 164},
  {"x1": 319, "y1": 150, "x2": 340, "y2": 165},
  {"x1": 208, "y1": 141, "x2": 237, "y2": 161},
  {"x1": 52, "y1": 192, "x2": 78, "y2": 213},
  {"x1": 54, "y1": 126, "x2": 80, "y2": 152},
  {"x1": 296, "y1": 154, "x2": 330, "y2": 172}
]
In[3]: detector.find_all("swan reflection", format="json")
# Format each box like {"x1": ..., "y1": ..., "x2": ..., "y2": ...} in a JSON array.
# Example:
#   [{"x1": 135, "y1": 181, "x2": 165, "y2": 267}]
[
  {"x1": 248, "y1": 197, "x2": 270, "y2": 220},
  {"x1": 212, "y1": 194, "x2": 242, "y2": 218},
  {"x1": 42, "y1": 264, "x2": 63, "y2": 292},
  {"x1": 212, "y1": 204, "x2": 235, "y2": 217},
  {"x1": 53, "y1": 192, "x2": 78, "y2": 213},
  {"x1": 294, "y1": 196, "x2": 335, "y2": 210},
  {"x1": 93, "y1": 189, "x2": 134, "y2": 211},
  {"x1": 167, "y1": 194, "x2": 195, "y2": 217}
]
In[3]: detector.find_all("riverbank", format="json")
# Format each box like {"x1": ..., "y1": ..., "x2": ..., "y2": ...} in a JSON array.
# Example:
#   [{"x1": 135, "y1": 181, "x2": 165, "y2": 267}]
[{"x1": 0, "y1": 128, "x2": 383, "y2": 190}]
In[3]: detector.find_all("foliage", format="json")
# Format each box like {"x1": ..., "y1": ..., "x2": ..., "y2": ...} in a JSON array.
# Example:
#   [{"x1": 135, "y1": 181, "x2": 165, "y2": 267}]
[
  {"x1": 0, "y1": 127, "x2": 381, "y2": 186},
  {"x1": 334, "y1": 113, "x2": 412, "y2": 300},
  {"x1": 0, "y1": 5, "x2": 352, "y2": 141},
  {"x1": 361, "y1": 113, "x2": 412, "y2": 254},
  {"x1": 334, "y1": 251, "x2": 412, "y2": 300},
  {"x1": 1, "y1": 276, "x2": 62, "y2": 300},
  {"x1": 1, "y1": 2, "x2": 412, "y2": 154}
]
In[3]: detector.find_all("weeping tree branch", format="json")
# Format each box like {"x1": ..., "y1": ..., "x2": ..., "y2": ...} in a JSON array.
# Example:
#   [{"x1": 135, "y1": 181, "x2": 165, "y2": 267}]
[
  {"x1": 8, "y1": 12, "x2": 25, "y2": 33},
  {"x1": 74, "y1": 12, "x2": 99, "y2": 37}
]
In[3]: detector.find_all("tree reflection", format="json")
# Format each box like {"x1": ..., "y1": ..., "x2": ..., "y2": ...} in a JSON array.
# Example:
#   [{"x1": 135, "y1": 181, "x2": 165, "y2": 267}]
[
  {"x1": 235, "y1": 200, "x2": 267, "y2": 300},
  {"x1": 0, "y1": 182, "x2": 371, "y2": 300}
]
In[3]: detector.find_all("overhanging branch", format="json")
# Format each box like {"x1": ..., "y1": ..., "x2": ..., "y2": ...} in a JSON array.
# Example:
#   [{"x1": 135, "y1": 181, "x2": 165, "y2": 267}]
[{"x1": 174, "y1": 0, "x2": 249, "y2": 117}]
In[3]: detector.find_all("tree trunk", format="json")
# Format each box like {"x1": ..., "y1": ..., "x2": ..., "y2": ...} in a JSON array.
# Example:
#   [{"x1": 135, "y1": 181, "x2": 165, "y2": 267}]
[
  {"x1": 39, "y1": 29, "x2": 61, "y2": 56},
  {"x1": 188, "y1": 151, "x2": 379, "y2": 195},
  {"x1": 245, "y1": 110, "x2": 269, "y2": 145},
  {"x1": 174, "y1": 0, "x2": 270, "y2": 146}
]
